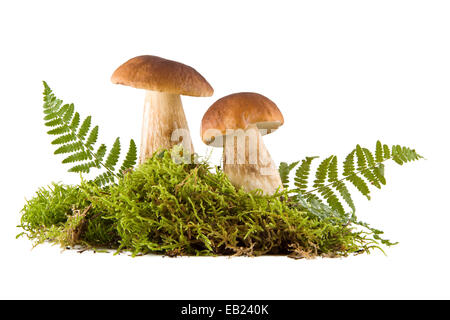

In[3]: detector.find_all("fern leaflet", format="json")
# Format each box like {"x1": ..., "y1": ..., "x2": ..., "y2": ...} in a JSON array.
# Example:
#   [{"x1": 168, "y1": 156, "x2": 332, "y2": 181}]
[
  {"x1": 279, "y1": 161, "x2": 299, "y2": 188},
  {"x1": 293, "y1": 157, "x2": 318, "y2": 193}
]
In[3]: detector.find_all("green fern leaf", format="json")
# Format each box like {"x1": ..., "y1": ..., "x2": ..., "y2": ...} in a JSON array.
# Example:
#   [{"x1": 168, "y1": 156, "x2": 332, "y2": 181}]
[
  {"x1": 375, "y1": 140, "x2": 383, "y2": 162},
  {"x1": 313, "y1": 156, "x2": 333, "y2": 189},
  {"x1": 318, "y1": 186, "x2": 345, "y2": 215},
  {"x1": 343, "y1": 150, "x2": 355, "y2": 176},
  {"x1": 51, "y1": 133, "x2": 76, "y2": 145},
  {"x1": 62, "y1": 151, "x2": 91, "y2": 164},
  {"x1": 47, "y1": 126, "x2": 70, "y2": 135},
  {"x1": 85, "y1": 126, "x2": 99, "y2": 149},
  {"x1": 373, "y1": 164, "x2": 386, "y2": 185},
  {"x1": 44, "y1": 118, "x2": 63, "y2": 127},
  {"x1": 359, "y1": 148, "x2": 381, "y2": 188},
  {"x1": 361, "y1": 168, "x2": 381, "y2": 189},
  {"x1": 42, "y1": 81, "x2": 50, "y2": 93},
  {"x1": 279, "y1": 163, "x2": 290, "y2": 188},
  {"x1": 304, "y1": 193, "x2": 324, "y2": 206},
  {"x1": 392, "y1": 145, "x2": 422, "y2": 164},
  {"x1": 58, "y1": 104, "x2": 70, "y2": 117},
  {"x1": 95, "y1": 144, "x2": 107, "y2": 163},
  {"x1": 105, "y1": 138, "x2": 121, "y2": 170},
  {"x1": 347, "y1": 174, "x2": 371, "y2": 200},
  {"x1": 327, "y1": 156, "x2": 338, "y2": 182},
  {"x1": 334, "y1": 180, "x2": 355, "y2": 212},
  {"x1": 54, "y1": 142, "x2": 83, "y2": 155},
  {"x1": 294, "y1": 157, "x2": 317, "y2": 192},
  {"x1": 68, "y1": 161, "x2": 98, "y2": 174},
  {"x1": 94, "y1": 172, "x2": 115, "y2": 187},
  {"x1": 297, "y1": 193, "x2": 346, "y2": 221},
  {"x1": 43, "y1": 112, "x2": 59, "y2": 121},
  {"x1": 279, "y1": 161, "x2": 299, "y2": 189},
  {"x1": 69, "y1": 112, "x2": 80, "y2": 131},
  {"x1": 383, "y1": 144, "x2": 391, "y2": 159},
  {"x1": 78, "y1": 116, "x2": 92, "y2": 141},
  {"x1": 406, "y1": 147, "x2": 422, "y2": 161},
  {"x1": 355, "y1": 145, "x2": 367, "y2": 171},
  {"x1": 43, "y1": 100, "x2": 62, "y2": 115},
  {"x1": 289, "y1": 141, "x2": 422, "y2": 219},
  {"x1": 362, "y1": 148, "x2": 375, "y2": 167},
  {"x1": 120, "y1": 139, "x2": 138, "y2": 173},
  {"x1": 62, "y1": 103, "x2": 75, "y2": 122},
  {"x1": 42, "y1": 83, "x2": 137, "y2": 185},
  {"x1": 324, "y1": 155, "x2": 354, "y2": 213}
]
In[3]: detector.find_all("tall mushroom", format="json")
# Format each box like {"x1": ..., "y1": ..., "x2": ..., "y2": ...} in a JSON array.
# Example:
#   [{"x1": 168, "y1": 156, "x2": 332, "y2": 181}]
[
  {"x1": 111, "y1": 55, "x2": 213, "y2": 164},
  {"x1": 201, "y1": 92, "x2": 284, "y2": 195}
]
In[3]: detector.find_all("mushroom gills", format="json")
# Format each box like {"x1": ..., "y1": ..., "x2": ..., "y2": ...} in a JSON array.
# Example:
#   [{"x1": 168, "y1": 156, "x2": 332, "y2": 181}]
[
  {"x1": 222, "y1": 124, "x2": 282, "y2": 195},
  {"x1": 140, "y1": 90, "x2": 193, "y2": 163}
]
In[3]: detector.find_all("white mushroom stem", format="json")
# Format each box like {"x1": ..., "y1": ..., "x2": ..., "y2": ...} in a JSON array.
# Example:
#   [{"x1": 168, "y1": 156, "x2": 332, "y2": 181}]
[
  {"x1": 222, "y1": 124, "x2": 282, "y2": 195},
  {"x1": 140, "y1": 90, "x2": 194, "y2": 164}
]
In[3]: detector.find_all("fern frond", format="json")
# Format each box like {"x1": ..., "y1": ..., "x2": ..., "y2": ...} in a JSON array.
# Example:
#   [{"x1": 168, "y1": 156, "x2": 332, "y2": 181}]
[
  {"x1": 41, "y1": 82, "x2": 137, "y2": 184},
  {"x1": 295, "y1": 141, "x2": 422, "y2": 216}
]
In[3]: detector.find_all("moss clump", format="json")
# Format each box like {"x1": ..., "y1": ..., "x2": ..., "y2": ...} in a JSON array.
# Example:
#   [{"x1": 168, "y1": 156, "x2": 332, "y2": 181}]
[
  {"x1": 18, "y1": 150, "x2": 388, "y2": 258},
  {"x1": 18, "y1": 183, "x2": 118, "y2": 248}
]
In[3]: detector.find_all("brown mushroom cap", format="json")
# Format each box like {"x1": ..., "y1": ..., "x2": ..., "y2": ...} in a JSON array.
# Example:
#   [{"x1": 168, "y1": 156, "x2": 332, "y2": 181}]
[
  {"x1": 111, "y1": 55, "x2": 214, "y2": 97},
  {"x1": 201, "y1": 92, "x2": 284, "y2": 147}
]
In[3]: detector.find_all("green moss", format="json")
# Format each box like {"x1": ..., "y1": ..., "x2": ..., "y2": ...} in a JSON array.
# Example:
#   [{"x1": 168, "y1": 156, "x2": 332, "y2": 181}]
[
  {"x1": 18, "y1": 183, "x2": 117, "y2": 248},
  {"x1": 18, "y1": 150, "x2": 389, "y2": 258}
]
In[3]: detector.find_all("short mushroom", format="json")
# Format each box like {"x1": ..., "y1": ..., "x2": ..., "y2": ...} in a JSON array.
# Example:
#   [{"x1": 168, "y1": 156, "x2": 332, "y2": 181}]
[
  {"x1": 201, "y1": 92, "x2": 284, "y2": 195},
  {"x1": 111, "y1": 55, "x2": 213, "y2": 164}
]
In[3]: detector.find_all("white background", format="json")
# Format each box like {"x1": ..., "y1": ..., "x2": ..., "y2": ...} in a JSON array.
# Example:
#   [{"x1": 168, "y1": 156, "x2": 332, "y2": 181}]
[{"x1": 1, "y1": 0, "x2": 449, "y2": 299}]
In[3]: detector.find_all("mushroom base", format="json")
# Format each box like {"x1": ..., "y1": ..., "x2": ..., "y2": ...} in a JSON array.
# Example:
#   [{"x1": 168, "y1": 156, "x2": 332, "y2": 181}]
[
  {"x1": 222, "y1": 125, "x2": 282, "y2": 195},
  {"x1": 140, "y1": 90, "x2": 194, "y2": 163}
]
